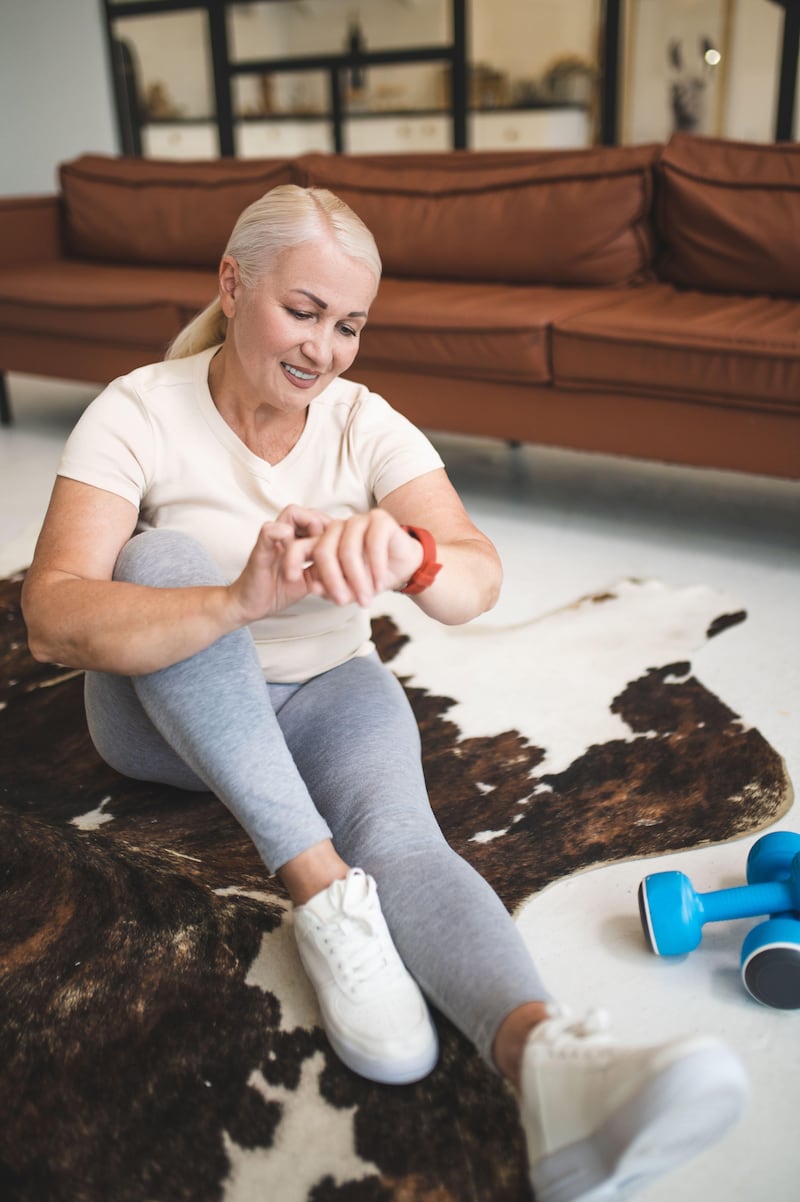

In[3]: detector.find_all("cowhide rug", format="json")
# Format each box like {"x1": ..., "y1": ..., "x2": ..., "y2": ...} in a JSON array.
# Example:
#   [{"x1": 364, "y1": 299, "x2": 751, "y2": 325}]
[{"x1": 0, "y1": 574, "x2": 791, "y2": 1202}]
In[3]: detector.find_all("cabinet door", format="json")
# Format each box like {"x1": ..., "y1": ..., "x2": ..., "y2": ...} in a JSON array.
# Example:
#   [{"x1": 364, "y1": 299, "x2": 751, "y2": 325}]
[
  {"x1": 345, "y1": 116, "x2": 451, "y2": 154},
  {"x1": 235, "y1": 121, "x2": 333, "y2": 157},
  {"x1": 470, "y1": 109, "x2": 590, "y2": 150},
  {"x1": 141, "y1": 124, "x2": 219, "y2": 159}
]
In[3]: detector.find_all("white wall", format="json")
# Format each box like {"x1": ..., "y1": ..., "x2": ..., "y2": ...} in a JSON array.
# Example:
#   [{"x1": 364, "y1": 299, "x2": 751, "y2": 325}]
[
  {"x1": 725, "y1": 0, "x2": 785, "y2": 143},
  {"x1": 0, "y1": 0, "x2": 117, "y2": 196}
]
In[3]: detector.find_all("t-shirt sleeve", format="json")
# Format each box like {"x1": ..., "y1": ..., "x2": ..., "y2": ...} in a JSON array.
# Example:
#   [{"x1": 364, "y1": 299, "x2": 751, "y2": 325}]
[
  {"x1": 57, "y1": 379, "x2": 154, "y2": 510},
  {"x1": 352, "y1": 391, "x2": 445, "y2": 504}
]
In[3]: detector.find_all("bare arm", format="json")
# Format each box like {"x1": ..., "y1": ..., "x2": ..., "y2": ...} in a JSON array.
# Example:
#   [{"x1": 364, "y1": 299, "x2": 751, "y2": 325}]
[
  {"x1": 21, "y1": 478, "x2": 236, "y2": 674},
  {"x1": 21, "y1": 479, "x2": 321, "y2": 675},
  {"x1": 380, "y1": 468, "x2": 502, "y2": 624}
]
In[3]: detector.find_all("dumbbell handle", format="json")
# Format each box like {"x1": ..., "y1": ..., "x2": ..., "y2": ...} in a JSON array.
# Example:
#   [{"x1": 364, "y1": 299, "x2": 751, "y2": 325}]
[{"x1": 699, "y1": 879, "x2": 798, "y2": 924}]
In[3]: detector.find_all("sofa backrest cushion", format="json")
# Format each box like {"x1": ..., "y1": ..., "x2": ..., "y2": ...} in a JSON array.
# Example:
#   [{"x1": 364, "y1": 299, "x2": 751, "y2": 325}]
[
  {"x1": 60, "y1": 155, "x2": 295, "y2": 269},
  {"x1": 295, "y1": 145, "x2": 660, "y2": 286},
  {"x1": 656, "y1": 132, "x2": 800, "y2": 297}
]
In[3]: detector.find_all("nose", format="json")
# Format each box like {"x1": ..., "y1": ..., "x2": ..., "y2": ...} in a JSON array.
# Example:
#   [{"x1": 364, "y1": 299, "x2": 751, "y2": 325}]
[{"x1": 301, "y1": 324, "x2": 334, "y2": 369}]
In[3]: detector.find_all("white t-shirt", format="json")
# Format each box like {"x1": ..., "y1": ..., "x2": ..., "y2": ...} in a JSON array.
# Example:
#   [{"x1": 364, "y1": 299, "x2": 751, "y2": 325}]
[{"x1": 58, "y1": 345, "x2": 444, "y2": 682}]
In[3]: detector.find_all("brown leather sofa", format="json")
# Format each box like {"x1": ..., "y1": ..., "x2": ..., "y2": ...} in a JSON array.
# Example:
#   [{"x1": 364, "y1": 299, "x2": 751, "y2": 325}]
[{"x1": 1, "y1": 133, "x2": 798, "y2": 478}]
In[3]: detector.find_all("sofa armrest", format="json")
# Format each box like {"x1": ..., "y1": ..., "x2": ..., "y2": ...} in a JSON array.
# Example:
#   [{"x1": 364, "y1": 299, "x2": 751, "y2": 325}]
[{"x1": 0, "y1": 195, "x2": 64, "y2": 266}]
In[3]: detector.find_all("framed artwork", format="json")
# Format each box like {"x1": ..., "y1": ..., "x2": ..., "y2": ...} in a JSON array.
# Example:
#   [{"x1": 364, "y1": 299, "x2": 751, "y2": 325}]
[{"x1": 622, "y1": 0, "x2": 735, "y2": 143}]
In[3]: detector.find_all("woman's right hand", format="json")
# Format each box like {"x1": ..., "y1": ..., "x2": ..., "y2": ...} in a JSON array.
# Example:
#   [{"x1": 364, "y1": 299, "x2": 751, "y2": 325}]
[{"x1": 228, "y1": 504, "x2": 334, "y2": 622}]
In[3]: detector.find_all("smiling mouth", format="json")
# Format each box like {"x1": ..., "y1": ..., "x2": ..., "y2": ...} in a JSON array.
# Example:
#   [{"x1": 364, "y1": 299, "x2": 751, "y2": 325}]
[{"x1": 283, "y1": 363, "x2": 318, "y2": 381}]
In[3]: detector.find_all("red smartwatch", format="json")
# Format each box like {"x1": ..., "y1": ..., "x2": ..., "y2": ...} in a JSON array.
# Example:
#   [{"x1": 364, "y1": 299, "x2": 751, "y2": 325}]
[{"x1": 397, "y1": 525, "x2": 442, "y2": 595}]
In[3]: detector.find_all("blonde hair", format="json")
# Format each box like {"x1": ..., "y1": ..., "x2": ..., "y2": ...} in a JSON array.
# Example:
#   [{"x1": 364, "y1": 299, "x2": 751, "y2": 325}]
[{"x1": 166, "y1": 184, "x2": 382, "y2": 360}]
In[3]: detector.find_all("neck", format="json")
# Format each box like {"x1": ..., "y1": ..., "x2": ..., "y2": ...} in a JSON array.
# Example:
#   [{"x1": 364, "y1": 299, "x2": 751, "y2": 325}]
[{"x1": 208, "y1": 346, "x2": 307, "y2": 464}]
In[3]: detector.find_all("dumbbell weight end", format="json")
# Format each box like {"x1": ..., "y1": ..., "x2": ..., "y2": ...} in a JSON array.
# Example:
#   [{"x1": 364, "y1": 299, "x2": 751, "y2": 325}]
[
  {"x1": 742, "y1": 916, "x2": 800, "y2": 1009},
  {"x1": 638, "y1": 872, "x2": 703, "y2": 956}
]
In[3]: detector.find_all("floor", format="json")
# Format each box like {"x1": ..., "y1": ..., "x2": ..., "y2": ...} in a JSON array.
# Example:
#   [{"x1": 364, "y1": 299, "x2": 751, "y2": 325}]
[{"x1": 2, "y1": 372, "x2": 799, "y2": 1202}]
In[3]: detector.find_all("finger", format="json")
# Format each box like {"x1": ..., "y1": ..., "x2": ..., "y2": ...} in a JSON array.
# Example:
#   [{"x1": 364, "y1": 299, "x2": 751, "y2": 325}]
[
  {"x1": 362, "y1": 511, "x2": 396, "y2": 592},
  {"x1": 279, "y1": 504, "x2": 332, "y2": 538},
  {"x1": 302, "y1": 562, "x2": 331, "y2": 599},
  {"x1": 310, "y1": 522, "x2": 360, "y2": 606},
  {"x1": 258, "y1": 520, "x2": 295, "y2": 545},
  {"x1": 281, "y1": 534, "x2": 317, "y2": 583},
  {"x1": 336, "y1": 518, "x2": 379, "y2": 607}
]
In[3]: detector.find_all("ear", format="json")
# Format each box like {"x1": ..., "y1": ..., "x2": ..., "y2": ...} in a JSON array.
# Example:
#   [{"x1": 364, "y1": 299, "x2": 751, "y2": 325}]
[{"x1": 218, "y1": 255, "x2": 240, "y2": 318}]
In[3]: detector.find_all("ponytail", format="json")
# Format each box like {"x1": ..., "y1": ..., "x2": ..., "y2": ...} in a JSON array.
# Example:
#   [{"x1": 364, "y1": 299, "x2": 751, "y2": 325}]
[{"x1": 166, "y1": 296, "x2": 228, "y2": 361}]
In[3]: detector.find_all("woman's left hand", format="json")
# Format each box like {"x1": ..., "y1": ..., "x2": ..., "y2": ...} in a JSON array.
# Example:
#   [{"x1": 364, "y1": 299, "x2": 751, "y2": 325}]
[{"x1": 282, "y1": 509, "x2": 423, "y2": 608}]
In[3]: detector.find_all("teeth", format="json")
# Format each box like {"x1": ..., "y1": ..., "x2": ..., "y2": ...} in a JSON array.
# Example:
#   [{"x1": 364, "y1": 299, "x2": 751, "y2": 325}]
[{"x1": 284, "y1": 364, "x2": 317, "y2": 381}]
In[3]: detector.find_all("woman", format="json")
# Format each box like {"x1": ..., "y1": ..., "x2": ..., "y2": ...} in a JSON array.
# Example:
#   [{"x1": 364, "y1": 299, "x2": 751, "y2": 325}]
[{"x1": 22, "y1": 184, "x2": 747, "y2": 1202}]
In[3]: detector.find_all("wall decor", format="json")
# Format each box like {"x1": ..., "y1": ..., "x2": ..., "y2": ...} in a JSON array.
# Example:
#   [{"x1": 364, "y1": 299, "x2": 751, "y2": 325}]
[{"x1": 623, "y1": 0, "x2": 734, "y2": 143}]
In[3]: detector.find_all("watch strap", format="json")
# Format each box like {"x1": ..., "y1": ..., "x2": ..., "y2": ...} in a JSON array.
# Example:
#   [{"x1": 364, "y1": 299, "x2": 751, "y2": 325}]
[{"x1": 397, "y1": 525, "x2": 442, "y2": 595}]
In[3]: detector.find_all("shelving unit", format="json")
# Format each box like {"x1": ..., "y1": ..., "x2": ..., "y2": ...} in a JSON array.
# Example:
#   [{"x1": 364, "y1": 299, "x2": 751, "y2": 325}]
[
  {"x1": 102, "y1": 0, "x2": 472, "y2": 156},
  {"x1": 101, "y1": 0, "x2": 800, "y2": 164}
]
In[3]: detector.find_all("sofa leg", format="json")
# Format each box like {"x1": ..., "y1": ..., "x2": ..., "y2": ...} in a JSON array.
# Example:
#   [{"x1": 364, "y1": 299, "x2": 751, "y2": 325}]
[{"x1": 0, "y1": 373, "x2": 11, "y2": 427}]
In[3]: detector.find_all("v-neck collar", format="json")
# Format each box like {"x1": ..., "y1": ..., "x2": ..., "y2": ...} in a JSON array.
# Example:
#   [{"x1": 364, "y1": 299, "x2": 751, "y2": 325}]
[{"x1": 193, "y1": 346, "x2": 317, "y2": 479}]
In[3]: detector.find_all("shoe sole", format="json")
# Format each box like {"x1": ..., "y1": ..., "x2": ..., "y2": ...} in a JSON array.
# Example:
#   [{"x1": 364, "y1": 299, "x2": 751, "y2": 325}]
[
  {"x1": 530, "y1": 1043, "x2": 749, "y2": 1202},
  {"x1": 294, "y1": 942, "x2": 440, "y2": 1085},
  {"x1": 326, "y1": 1025, "x2": 440, "y2": 1085}
]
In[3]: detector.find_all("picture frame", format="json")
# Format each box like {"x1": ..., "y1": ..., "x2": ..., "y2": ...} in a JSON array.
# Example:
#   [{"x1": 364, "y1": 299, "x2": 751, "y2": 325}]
[{"x1": 622, "y1": 0, "x2": 734, "y2": 143}]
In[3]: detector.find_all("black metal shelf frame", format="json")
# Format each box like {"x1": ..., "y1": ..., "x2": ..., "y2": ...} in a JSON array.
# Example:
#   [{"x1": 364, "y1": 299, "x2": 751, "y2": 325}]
[
  {"x1": 101, "y1": 0, "x2": 798, "y2": 155},
  {"x1": 102, "y1": 0, "x2": 468, "y2": 155}
]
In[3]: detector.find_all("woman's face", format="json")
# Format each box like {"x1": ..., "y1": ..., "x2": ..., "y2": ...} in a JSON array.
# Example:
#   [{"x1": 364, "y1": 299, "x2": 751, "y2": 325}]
[{"x1": 218, "y1": 236, "x2": 378, "y2": 415}]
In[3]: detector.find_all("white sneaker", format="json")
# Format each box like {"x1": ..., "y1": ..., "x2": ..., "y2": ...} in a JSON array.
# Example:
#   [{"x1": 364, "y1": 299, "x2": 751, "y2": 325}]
[
  {"x1": 519, "y1": 1009, "x2": 748, "y2": 1202},
  {"x1": 292, "y1": 868, "x2": 438, "y2": 1084}
]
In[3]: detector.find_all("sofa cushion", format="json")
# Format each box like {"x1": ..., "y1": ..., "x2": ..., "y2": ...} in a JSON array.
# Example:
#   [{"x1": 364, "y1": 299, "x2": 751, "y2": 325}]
[
  {"x1": 656, "y1": 132, "x2": 800, "y2": 297},
  {"x1": 295, "y1": 145, "x2": 659, "y2": 286},
  {"x1": 358, "y1": 278, "x2": 609, "y2": 385},
  {"x1": 0, "y1": 261, "x2": 217, "y2": 348},
  {"x1": 0, "y1": 196, "x2": 62, "y2": 267},
  {"x1": 551, "y1": 283, "x2": 800, "y2": 410},
  {"x1": 59, "y1": 154, "x2": 295, "y2": 270}
]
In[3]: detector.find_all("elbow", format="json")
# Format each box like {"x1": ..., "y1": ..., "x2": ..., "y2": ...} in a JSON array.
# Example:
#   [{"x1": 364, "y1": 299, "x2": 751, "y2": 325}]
[
  {"x1": 438, "y1": 562, "x2": 502, "y2": 625},
  {"x1": 476, "y1": 577, "x2": 502, "y2": 621},
  {"x1": 27, "y1": 631, "x2": 55, "y2": 664},
  {"x1": 20, "y1": 586, "x2": 56, "y2": 664},
  {"x1": 479, "y1": 556, "x2": 503, "y2": 616},
  {"x1": 25, "y1": 618, "x2": 75, "y2": 667},
  {"x1": 23, "y1": 614, "x2": 56, "y2": 664},
  {"x1": 484, "y1": 577, "x2": 502, "y2": 615}
]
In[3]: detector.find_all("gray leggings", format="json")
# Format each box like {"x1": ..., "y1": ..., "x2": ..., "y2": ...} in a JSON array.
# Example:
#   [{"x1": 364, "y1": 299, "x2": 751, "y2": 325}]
[{"x1": 85, "y1": 529, "x2": 549, "y2": 1062}]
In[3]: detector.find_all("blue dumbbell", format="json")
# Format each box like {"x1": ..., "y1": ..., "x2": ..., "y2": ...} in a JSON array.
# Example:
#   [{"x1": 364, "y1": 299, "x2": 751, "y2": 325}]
[{"x1": 638, "y1": 832, "x2": 800, "y2": 1008}]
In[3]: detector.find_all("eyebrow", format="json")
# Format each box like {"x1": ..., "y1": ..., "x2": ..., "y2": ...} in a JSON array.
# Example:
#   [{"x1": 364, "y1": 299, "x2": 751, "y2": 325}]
[{"x1": 293, "y1": 289, "x2": 368, "y2": 319}]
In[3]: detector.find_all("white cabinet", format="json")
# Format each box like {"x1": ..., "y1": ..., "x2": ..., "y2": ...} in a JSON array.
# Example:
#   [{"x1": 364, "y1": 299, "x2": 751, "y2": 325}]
[
  {"x1": 141, "y1": 119, "x2": 333, "y2": 159},
  {"x1": 139, "y1": 108, "x2": 591, "y2": 160},
  {"x1": 141, "y1": 123, "x2": 219, "y2": 159},
  {"x1": 235, "y1": 121, "x2": 333, "y2": 158},
  {"x1": 470, "y1": 108, "x2": 590, "y2": 150},
  {"x1": 344, "y1": 115, "x2": 451, "y2": 154}
]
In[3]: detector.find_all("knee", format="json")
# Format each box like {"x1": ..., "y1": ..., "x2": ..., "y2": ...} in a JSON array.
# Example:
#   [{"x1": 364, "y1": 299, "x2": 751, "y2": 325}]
[{"x1": 114, "y1": 529, "x2": 224, "y2": 588}]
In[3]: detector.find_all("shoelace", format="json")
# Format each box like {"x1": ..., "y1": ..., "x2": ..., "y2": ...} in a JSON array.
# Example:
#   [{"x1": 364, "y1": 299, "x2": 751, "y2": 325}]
[
  {"x1": 568, "y1": 1008, "x2": 610, "y2": 1038},
  {"x1": 319, "y1": 872, "x2": 397, "y2": 991},
  {"x1": 538, "y1": 1007, "x2": 614, "y2": 1058}
]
